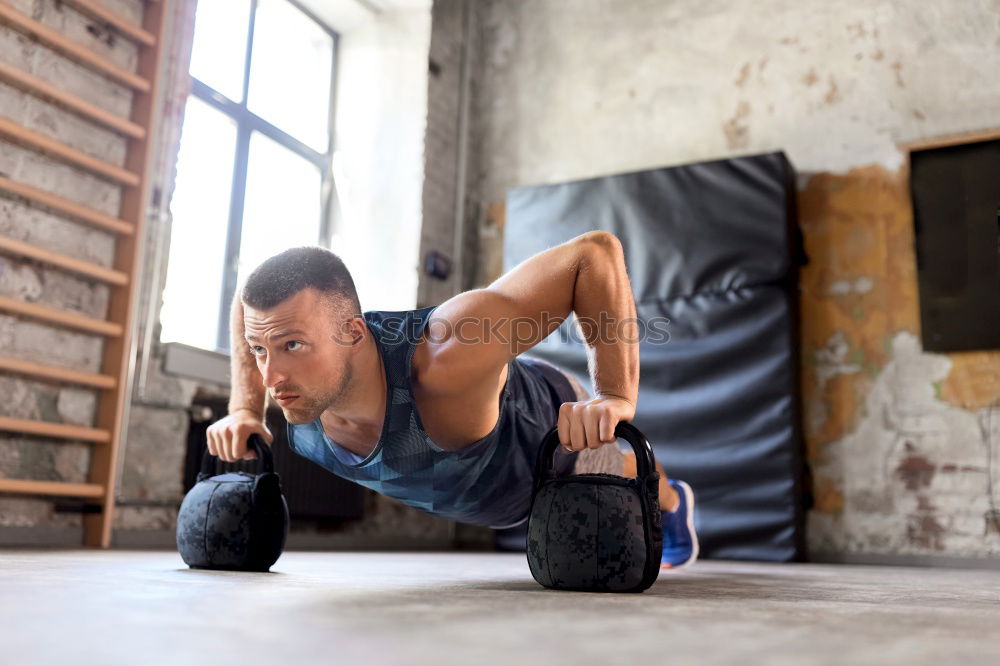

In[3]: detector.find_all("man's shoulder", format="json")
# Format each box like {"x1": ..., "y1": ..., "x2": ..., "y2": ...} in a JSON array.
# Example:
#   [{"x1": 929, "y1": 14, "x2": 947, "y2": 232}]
[
  {"x1": 408, "y1": 306, "x2": 448, "y2": 394},
  {"x1": 358, "y1": 305, "x2": 448, "y2": 390},
  {"x1": 363, "y1": 305, "x2": 439, "y2": 329}
]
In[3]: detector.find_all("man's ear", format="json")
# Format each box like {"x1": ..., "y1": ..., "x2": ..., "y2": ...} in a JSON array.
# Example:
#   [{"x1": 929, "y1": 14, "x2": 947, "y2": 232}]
[
  {"x1": 351, "y1": 316, "x2": 366, "y2": 345},
  {"x1": 333, "y1": 315, "x2": 366, "y2": 347}
]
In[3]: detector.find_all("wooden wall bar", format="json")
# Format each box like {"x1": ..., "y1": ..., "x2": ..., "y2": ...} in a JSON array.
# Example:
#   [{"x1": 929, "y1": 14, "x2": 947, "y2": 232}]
[{"x1": 0, "y1": 0, "x2": 171, "y2": 548}]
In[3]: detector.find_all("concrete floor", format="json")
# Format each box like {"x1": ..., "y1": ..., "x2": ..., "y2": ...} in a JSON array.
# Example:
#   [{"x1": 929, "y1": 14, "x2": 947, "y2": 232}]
[{"x1": 1, "y1": 550, "x2": 998, "y2": 666}]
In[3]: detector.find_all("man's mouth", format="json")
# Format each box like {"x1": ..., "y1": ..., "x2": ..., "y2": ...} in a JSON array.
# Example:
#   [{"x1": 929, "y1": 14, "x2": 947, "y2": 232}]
[{"x1": 275, "y1": 395, "x2": 299, "y2": 406}]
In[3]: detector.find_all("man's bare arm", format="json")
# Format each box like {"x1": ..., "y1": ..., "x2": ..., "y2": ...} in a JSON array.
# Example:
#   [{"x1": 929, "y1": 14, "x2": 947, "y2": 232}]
[
  {"x1": 227, "y1": 295, "x2": 266, "y2": 418},
  {"x1": 205, "y1": 295, "x2": 271, "y2": 462},
  {"x1": 424, "y1": 231, "x2": 639, "y2": 406}
]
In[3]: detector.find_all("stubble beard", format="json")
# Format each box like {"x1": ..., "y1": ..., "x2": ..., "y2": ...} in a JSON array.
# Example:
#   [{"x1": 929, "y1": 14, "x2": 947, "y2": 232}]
[{"x1": 282, "y1": 359, "x2": 354, "y2": 424}]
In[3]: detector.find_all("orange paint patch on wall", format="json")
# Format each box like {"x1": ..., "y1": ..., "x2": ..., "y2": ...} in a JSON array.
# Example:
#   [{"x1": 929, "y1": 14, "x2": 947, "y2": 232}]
[
  {"x1": 797, "y1": 166, "x2": 920, "y2": 457},
  {"x1": 813, "y1": 474, "x2": 845, "y2": 513},
  {"x1": 939, "y1": 352, "x2": 1000, "y2": 411},
  {"x1": 808, "y1": 373, "x2": 864, "y2": 459}
]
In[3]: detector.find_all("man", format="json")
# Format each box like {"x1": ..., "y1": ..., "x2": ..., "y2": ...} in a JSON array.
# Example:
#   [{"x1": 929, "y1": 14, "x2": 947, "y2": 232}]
[{"x1": 207, "y1": 231, "x2": 698, "y2": 568}]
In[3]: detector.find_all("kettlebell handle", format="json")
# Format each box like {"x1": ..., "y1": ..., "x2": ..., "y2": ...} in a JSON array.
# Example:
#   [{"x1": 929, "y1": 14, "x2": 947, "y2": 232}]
[
  {"x1": 533, "y1": 421, "x2": 657, "y2": 492},
  {"x1": 199, "y1": 433, "x2": 275, "y2": 477}
]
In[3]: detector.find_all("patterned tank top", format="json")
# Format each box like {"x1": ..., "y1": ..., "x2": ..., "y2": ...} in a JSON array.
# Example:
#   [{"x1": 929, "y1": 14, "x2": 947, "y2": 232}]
[{"x1": 285, "y1": 306, "x2": 578, "y2": 529}]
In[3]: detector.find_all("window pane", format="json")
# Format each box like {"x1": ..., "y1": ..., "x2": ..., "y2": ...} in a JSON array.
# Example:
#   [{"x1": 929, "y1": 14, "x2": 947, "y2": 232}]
[
  {"x1": 236, "y1": 131, "x2": 323, "y2": 291},
  {"x1": 160, "y1": 97, "x2": 237, "y2": 351},
  {"x1": 189, "y1": 0, "x2": 252, "y2": 102},
  {"x1": 247, "y1": 0, "x2": 333, "y2": 152}
]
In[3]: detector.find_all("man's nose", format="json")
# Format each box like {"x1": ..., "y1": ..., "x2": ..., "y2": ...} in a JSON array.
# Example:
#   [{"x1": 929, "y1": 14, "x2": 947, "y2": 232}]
[{"x1": 261, "y1": 358, "x2": 287, "y2": 388}]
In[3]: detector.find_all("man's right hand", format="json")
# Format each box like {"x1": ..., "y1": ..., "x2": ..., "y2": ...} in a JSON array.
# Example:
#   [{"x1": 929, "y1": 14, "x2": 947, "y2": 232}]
[{"x1": 206, "y1": 409, "x2": 274, "y2": 462}]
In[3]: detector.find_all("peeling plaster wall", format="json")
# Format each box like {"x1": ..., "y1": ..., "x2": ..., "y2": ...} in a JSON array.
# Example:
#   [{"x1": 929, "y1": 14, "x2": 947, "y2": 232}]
[
  {"x1": 446, "y1": 0, "x2": 1000, "y2": 558},
  {"x1": 799, "y1": 167, "x2": 1000, "y2": 558}
]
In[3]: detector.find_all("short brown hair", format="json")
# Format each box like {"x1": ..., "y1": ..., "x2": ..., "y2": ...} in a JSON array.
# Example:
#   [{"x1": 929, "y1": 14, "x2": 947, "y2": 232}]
[{"x1": 240, "y1": 246, "x2": 361, "y2": 317}]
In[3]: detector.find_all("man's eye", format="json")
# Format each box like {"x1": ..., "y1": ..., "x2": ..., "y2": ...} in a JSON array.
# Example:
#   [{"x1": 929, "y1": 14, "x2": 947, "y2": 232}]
[
  {"x1": 250, "y1": 346, "x2": 264, "y2": 356},
  {"x1": 287, "y1": 341, "x2": 303, "y2": 351}
]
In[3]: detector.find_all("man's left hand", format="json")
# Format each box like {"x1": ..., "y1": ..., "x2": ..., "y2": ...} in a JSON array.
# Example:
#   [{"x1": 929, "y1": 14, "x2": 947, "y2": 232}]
[{"x1": 557, "y1": 395, "x2": 636, "y2": 452}]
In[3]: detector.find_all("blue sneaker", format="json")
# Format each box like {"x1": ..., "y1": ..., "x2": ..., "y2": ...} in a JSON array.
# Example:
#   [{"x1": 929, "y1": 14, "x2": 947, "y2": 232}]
[{"x1": 661, "y1": 479, "x2": 699, "y2": 569}]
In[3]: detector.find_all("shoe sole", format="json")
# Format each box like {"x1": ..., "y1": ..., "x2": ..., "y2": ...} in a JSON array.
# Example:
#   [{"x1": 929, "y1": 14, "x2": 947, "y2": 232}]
[{"x1": 661, "y1": 479, "x2": 699, "y2": 570}]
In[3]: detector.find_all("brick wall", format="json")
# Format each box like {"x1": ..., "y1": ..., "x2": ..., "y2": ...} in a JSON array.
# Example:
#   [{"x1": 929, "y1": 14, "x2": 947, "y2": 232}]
[
  {"x1": 0, "y1": 0, "x2": 142, "y2": 540},
  {"x1": 418, "y1": 0, "x2": 469, "y2": 306}
]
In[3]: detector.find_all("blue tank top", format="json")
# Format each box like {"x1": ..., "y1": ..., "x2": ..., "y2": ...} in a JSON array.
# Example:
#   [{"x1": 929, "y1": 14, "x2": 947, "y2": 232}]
[{"x1": 285, "y1": 306, "x2": 579, "y2": 529}]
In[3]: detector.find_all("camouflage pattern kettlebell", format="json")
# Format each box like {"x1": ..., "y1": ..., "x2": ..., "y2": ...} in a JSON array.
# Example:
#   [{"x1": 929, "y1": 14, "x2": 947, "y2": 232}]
[
  {"x1": 526, "y1": 421, "x2": 662, "y2": 592},
  {"x1": 176, "y1": 434, "x2": 289, "y2": 572}
]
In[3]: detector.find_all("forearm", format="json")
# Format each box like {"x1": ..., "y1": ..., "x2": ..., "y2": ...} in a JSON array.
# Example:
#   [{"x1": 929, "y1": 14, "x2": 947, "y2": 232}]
[
  {"x1": 572, "y1": 235, "x2": 639, "y2": 406},
  {"x1": 226, "y1": 295, "x2": 266, "y2": 418}
]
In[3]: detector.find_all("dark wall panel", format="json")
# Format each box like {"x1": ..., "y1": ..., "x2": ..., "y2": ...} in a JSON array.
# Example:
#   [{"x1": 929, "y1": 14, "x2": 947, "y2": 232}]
[{"x1": 910, "y1": 138, "x2": 1000, "y2": 352}]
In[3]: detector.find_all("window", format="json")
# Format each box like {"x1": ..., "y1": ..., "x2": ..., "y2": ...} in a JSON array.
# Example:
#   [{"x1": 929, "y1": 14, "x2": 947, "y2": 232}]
[{"x1": 159, "y1": 0, "x2": 336, "y2": 355}]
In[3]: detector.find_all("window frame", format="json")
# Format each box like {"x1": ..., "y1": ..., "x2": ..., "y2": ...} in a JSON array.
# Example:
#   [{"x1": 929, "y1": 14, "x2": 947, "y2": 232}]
[{"x1": 180, "y1": 0, "x2": 339, "y2": 355}]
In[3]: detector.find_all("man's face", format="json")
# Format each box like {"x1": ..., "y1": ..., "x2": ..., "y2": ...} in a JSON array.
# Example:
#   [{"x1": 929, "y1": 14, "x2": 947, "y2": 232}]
[{"x1": 243, "y1": 288, "x2": 359, "y2": 424}]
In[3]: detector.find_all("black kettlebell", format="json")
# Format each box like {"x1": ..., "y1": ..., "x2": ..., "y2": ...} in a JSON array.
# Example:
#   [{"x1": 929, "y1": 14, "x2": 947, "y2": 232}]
[
  {"x1": 176, "y1": 434, "x2": 290, "y2": 572},
  {"x1": 526, "y1": 421, "x2": 662, "y2": 592}
]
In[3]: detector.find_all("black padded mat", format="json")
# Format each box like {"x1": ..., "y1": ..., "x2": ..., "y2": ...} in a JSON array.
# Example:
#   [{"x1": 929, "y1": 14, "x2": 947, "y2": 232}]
[{"x1": 501, "y1": 152, "x2": 809, "y2": 561}]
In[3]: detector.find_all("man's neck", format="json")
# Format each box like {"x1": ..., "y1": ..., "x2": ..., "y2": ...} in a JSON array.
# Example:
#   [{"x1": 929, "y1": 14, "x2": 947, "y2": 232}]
[{"x1": 318, "y1": 337, "x2": 387, "y2": 453}]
